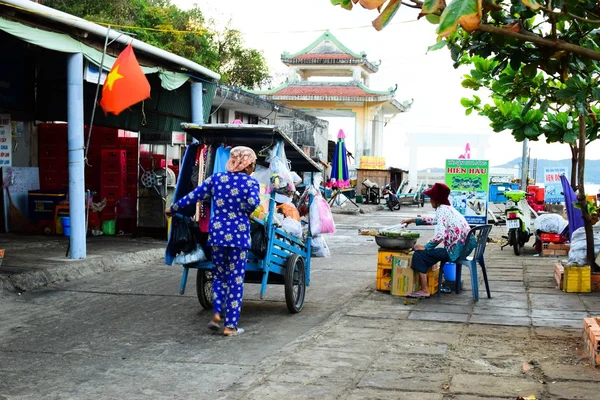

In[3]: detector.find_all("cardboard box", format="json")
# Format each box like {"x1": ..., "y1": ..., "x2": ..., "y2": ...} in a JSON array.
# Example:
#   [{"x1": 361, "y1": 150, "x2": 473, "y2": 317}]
[
  {"x1": 390, "y1": 255, "x2": 439, "y2": 296},
  {"x1": 391, "y1": 254, "x2": 419, "y2": 296}
]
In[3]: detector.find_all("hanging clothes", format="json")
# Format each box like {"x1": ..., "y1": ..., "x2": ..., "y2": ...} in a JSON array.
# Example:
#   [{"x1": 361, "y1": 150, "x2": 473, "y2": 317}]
[{"x1": 213, "y1": 145, "x2": 231, "y2": 174}]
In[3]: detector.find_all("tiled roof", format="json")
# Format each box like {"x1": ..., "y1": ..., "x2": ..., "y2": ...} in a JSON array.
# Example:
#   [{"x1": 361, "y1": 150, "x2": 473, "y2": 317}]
[
  {"x1": 291, "y1": 54, "x2": 358, "y2": 60},
  {"x1": 270, "y1": 85, "x2": 380, "y2": 97}
]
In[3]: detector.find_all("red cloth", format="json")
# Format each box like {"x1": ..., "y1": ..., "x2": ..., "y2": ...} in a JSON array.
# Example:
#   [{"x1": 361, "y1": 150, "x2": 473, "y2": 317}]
[{"x1": 100, "y1": 44, "x2": 151, "y2": 115}]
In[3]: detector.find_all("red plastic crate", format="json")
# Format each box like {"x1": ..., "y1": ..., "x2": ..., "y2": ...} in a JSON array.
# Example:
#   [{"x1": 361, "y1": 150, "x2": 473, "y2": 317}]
[
  {"x1": 100, "y1": 186, "x2": 126, "y2": 200},
  {"x1": 540, "y1": 233, "x2": 568, "y2": 243},
  {"x1": 100, "y1": 174, "x2": 126, "y2": 188}
]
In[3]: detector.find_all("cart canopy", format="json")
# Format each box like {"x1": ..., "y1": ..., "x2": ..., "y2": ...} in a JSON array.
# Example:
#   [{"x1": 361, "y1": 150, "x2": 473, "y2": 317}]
[{"x1": 180, "y1": 123, "x2": 323, "y2": 172}]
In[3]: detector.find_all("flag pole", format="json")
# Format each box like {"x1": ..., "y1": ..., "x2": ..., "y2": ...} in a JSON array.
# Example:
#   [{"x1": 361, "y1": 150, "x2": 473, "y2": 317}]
[{"x1": 85, "y1": 26, "x2": 112, "y2": 167}]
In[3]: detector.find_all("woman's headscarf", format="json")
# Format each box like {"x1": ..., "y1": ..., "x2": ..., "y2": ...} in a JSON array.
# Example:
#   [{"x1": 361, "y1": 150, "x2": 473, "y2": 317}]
[{"x1": 225, "y1": 146, "x2": 257, "y2": 173}]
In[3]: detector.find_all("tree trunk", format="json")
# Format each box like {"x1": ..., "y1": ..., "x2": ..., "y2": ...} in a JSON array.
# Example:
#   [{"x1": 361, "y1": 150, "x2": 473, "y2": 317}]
[
  {"x1": 577, "y1": 115, "x2": 596, "y2": 270},
  {"x1": 569, "y1": 144, "x2": 577, "y2": 191}
]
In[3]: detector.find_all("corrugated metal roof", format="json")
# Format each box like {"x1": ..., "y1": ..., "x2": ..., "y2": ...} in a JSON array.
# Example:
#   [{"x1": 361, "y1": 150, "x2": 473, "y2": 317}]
[{"x1": 180, "y1": 124, "x2": 322, "y2": 172}]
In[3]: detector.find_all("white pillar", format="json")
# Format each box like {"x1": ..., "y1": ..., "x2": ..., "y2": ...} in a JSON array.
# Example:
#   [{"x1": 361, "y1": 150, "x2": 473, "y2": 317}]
[
  {"x1": 352, "y1": 67, "x2": 361, "y2": 82},
  {"x1": 67, "y1": 53, "x2": 86, "y2": 259},
  {"x1": 373, "y1": 109, "x2": 384, "y2": 156},
  {"x1": 408, "y1": 134, "x2": 418, "y2": 188},
  {"x1": 288, "y1": 67, "x2": 298, "y2": 83}
]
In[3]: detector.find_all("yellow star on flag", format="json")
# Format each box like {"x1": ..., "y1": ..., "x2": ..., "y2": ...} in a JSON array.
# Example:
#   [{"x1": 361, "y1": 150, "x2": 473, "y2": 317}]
[{"x1": 105, "y1": 64, "x2": 124, "y2": 91}]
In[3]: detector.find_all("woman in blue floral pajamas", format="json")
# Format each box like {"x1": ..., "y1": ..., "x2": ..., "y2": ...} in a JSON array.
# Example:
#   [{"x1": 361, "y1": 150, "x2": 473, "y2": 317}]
[{"x1": 167, "y1": 146, "x2": 260, "y2": 336}]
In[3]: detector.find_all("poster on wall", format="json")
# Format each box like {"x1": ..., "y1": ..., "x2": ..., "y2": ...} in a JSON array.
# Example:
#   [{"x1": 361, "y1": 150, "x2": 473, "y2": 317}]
[
  {"x1": 0, "y1": 114, "x2": 11, "y2": 167},
  {"x1": 445, "y1": 159, "x2": 489, "y2": 225},
  {"x1": 544, "y1": 167, "x2": 567, "y2": 203}
]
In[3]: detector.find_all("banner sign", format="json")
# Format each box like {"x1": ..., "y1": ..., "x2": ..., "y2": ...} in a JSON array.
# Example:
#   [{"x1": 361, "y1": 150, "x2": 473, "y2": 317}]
[
  {"x1": 544, "y1": 167, "x2": 567, "y2": 203},
  {"x1": 445, "y1": 159, "x2": 489, "y2": 225}
]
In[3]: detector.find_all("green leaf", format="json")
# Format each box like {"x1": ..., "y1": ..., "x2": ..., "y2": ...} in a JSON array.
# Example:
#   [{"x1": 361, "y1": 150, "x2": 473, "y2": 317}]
[
  {"x1": 466, "y1": 107, "x2": 473, "y2": 115},
  {"x1": 331, "y1": 0, "x2": 354, "y2": 10},
  {"x1": 427, "y1": 40, "x2": 448, "y2": 53},
  {"x1": 521, "y1": 97, "x2": 535, "y2": 117},
  {"x1": 556, "y1": 86, "x2": 578, "y2": 100},
  {"x1": 461, "y1": 97, "x2": 473, "y2": 107},
  {"x1": 372, "y1": 0, "x2": 402, "y2": 31},
  {"x1": 422, "y1": 0, "x2": 445, "y2": 14},
  {"x1": 462, "y1": 78, "x2": 482, "y2": 89},
  {"x1": 425, "y1": 14, "x2": 441, "y2": 24},
  {"x1": 522, "y1": 63, "x2": 537, "y2": 78},
  {"x1": 436, "y1": 0, "x2": 482, "y2": 37},
  {"x1": 592, "y1": 87, "x2": 600, "y2": 101},
  {"x1": 521, "y1": 0, "x2": 542, "y2": 10}
]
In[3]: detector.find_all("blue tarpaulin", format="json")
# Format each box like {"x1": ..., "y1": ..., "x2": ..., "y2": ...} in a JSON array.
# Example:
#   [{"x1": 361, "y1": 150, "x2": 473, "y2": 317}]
[{"x1": 560, "y1": 175, "x2": 584, "y2": 239}]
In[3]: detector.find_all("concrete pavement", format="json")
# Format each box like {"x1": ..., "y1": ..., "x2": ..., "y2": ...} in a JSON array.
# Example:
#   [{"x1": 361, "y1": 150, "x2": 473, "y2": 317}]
[{"x1": 1, "y1": 206, "x2": 600, "y2": 399}]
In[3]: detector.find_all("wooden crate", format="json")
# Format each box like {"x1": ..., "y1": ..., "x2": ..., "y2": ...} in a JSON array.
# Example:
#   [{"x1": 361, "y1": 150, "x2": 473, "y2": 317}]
[{"x1": 357, "y1": 168, "x2": 390, "y2": 193}]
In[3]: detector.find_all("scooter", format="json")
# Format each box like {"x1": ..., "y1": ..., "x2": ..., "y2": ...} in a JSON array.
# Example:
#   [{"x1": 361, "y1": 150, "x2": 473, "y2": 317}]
[
  {"x1": 502, "y1": 190, "x2": 534, "y2": 255},
  {"x1": 382, "y1": 183, "x2": 400, "y2": 211}
]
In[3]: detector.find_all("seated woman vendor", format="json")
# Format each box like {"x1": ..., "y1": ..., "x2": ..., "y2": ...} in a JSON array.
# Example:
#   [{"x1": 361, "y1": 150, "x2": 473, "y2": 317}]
[{"x1": 401, "y1": 183, "x2": 476, "y2": 299}]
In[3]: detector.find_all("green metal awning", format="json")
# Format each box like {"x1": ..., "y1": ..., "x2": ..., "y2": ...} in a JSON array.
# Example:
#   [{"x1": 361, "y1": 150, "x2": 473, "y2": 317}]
[{"x1": 0, "y1": 16, "x2": 190, "y2": 91}]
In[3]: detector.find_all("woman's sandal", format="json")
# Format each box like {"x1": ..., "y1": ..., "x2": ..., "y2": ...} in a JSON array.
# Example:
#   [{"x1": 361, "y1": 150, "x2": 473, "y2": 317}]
[
  {"x1": 207, "y1": 320, "x2": 220, "y2": 331},
  {"x1": 223, "y1": 328, "x2": 245, "y2": 337},
  {"x1": 407, "y1": 291, "x2": 430, "y2": 299}
]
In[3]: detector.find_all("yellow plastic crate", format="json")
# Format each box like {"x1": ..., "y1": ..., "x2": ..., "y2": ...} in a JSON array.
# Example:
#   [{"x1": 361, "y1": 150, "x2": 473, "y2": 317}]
[
  {"x1": 377, "y1": 263, "x2": 392, "y2": 291},
  {"x1": 378, "y1": 249, "x2": 410, "y2": 267},
  {"x1": 563, "y1": 265, "x2": 591, "y2": 293},
  {"x1": 427, "y1": 267, "x2": 440, "y2": 295}
]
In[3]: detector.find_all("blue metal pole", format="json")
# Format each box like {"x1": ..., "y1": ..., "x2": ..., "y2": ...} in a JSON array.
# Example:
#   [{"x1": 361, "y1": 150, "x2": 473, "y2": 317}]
[{"x1": 67, "y1": 53, "x2": 86, "y2": 259}]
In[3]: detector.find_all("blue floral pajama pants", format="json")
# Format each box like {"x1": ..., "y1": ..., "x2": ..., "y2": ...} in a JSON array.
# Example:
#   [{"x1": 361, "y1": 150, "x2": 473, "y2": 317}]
[{"x1": 211, "y1": 246, "x2": 248, "y2": 329}]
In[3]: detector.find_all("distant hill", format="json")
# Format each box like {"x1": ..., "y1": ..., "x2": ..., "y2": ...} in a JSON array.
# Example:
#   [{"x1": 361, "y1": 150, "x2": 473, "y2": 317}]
[
  {"x1": 494, "y1": 158, "x2": 600, "y2": 184},
  {"x1": 419, "y1": 158, "x2": 600, "y2": 184}
]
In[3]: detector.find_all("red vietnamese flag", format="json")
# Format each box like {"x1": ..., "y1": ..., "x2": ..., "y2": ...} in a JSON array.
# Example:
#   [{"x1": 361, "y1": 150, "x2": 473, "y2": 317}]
[{"x1": 99, "y1": 43, "x2": 151, "y2": 115}]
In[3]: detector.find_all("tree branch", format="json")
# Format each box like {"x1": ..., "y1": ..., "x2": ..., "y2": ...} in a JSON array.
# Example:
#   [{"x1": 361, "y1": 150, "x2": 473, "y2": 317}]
[
  {"x1": 547, "y1": 8, "x2": 600, "y2": 24},
  {"x1": 476, "y1": 24, "x2": 600, "y2": 61},
  {"x1": 402, "y1": 1, "x2": 421, "y2": 9}
]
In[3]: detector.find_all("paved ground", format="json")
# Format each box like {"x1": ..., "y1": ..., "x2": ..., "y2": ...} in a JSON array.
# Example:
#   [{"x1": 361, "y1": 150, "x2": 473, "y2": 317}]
[{"x1": 1, "y1": 205, "x2": 600, "y2": 399}]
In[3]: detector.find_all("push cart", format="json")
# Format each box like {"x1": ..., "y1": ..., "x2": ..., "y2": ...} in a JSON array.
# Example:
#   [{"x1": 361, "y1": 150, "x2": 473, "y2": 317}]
[{"x1": 170, "y1": 124, "x2": 323, "y2": 313}]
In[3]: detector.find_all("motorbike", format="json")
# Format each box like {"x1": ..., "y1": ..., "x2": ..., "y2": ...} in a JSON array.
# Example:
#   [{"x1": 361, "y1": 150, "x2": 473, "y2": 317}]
[
  {"x1": 502, "y1": 190, "x2": 534, "y2": 255},
  {"x1": 382, "y1": 183, "x2": 401, "y2": 211}
]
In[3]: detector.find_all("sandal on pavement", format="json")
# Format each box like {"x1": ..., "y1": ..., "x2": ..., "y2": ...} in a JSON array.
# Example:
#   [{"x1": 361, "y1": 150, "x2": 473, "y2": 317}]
[
  {"x1": 207, "y1": 321, "x2": 220, "y2": 331},
  {"x1": 223, "y1": 328, "x2": 245, "y2": 337},
  {"x1": 407, "y1": 291, "x2": 430, "y2": 299}
]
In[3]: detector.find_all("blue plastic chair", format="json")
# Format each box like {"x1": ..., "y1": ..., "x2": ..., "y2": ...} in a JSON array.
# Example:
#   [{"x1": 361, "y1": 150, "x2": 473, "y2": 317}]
[{"x1": 438, "y1": 225, "x2": 493, "y2": 302}]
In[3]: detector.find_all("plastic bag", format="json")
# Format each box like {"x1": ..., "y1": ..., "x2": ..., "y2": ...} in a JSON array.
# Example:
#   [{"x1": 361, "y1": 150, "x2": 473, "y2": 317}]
[
  {"x1": 267, "y1": 142, "x2": 294, "y2": 194},
  {"x1": 568, "y1": 226, "x2": 600, "y2": 265},
  {"x1": 534, "y1": 213, "x2": 568, "y2": 234},
  {"x1": 170, "y1": 217, "x2": 196, "y2": 255},
  {"x1": 310, "y1": 195, "x2": 335, "y2": 235},
  {"x1": 251, "y1": 222, "x2": 268, "y2": 258},
  {"x1": 311, "y1": 235, "x2": 330, "y2": 258},
  {"x1": 282, "y1": 217, "x2": 302, "y2": 238},
  {"x1": 173, "y1": 244, "x2": 207, "y2": 265}
]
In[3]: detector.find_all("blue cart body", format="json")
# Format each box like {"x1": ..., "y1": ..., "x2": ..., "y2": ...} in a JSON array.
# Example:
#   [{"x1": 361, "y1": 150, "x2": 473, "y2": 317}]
[{"x1": 169, "y1": 124, "x2": 322, "y2": 313}]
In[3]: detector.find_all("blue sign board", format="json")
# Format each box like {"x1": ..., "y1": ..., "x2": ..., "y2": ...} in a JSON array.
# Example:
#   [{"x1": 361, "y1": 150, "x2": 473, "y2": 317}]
[{"x1": 544, "y1": 167, "x2": 567, "y2": 203}]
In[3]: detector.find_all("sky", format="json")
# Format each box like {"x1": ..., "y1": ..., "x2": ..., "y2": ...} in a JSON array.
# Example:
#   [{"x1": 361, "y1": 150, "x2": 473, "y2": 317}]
[{"x1": 175, "y1": 0, "x2": 600, "y2": 171}]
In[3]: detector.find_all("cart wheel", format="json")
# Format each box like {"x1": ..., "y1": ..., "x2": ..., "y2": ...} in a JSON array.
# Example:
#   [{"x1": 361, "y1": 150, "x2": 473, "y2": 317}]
[
  {"x1": 284, "y1": 254, "x2": 306, "y2": 313},
  {"x1": 420, "y1": 195, "x2": 425, "y2": 207},
  {"x1": 196, "y1": 269, "x2": 214, "y2": 310}
]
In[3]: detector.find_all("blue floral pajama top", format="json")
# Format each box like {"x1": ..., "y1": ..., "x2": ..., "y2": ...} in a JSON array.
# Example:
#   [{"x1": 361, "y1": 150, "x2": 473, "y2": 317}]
[
  {"x1": 416, "y1": 204, "x2": 477, "y2": 261},
  {"x1": 170, "y1": 172, "x2": 261, "y2": 249}
]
